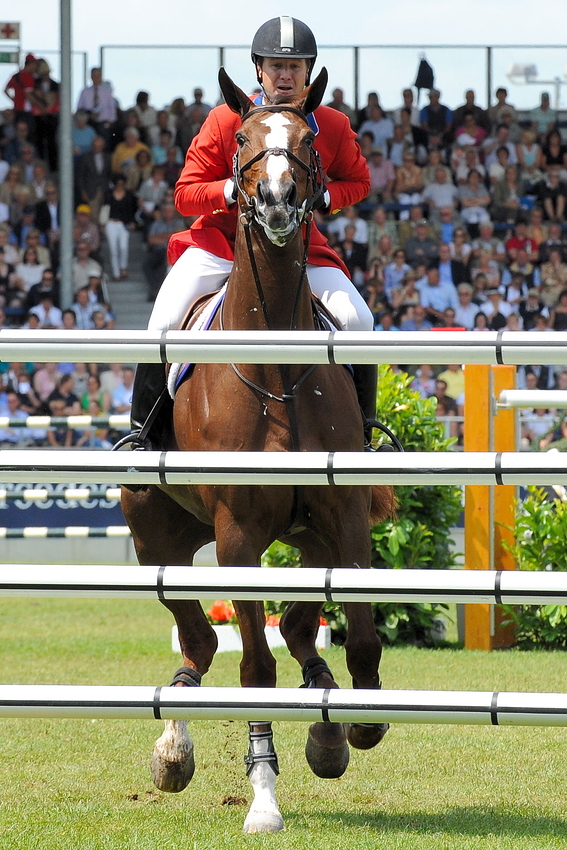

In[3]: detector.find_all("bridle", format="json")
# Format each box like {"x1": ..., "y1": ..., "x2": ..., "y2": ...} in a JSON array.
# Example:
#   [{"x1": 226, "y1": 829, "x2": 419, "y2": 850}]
[{"x1": 232, "y1": 104, "x2": 325, "y2": 225}]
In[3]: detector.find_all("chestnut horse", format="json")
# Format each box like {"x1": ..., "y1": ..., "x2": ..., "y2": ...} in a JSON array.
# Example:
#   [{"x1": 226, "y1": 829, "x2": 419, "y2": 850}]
[{"x1": 121, "y1": 67, "x2": 394, "y2": 834}]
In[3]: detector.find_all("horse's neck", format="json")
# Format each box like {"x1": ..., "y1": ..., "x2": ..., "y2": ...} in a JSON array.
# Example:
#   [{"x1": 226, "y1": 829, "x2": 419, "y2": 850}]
[{"x1": 224, "y1": 226, "x2": 314, "y2": 331}]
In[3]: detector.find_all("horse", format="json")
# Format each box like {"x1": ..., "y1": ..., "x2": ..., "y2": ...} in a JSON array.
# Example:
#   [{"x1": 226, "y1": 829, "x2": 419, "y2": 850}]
[{"x1": 121, "y1": 67, "x2": 395, "y2": 834}]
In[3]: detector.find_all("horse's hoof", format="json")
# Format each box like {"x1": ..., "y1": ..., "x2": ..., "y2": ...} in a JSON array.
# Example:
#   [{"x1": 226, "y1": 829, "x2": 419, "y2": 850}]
[
  {"x1": 243, "y1": 812, "x2": 284, "y2": 834},
  {"x1": 347, "y1": 722, "x2": 389, "y2": 750},
  {"x1": 305, "y1": 724, "x2": 350, "y2": 778},
  {"x1": 150, "y1": 746, "x2": 195, "y2": 793}
]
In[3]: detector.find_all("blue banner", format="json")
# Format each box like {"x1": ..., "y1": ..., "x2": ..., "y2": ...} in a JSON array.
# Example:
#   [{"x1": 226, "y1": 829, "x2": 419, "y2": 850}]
[{"x1": 0, "y1": 483, "x2": 125, "y2": 527}]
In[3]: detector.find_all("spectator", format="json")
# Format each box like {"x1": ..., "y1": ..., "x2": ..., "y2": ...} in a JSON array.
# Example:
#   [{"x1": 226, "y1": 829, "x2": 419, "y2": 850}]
[
  {"x1": 177, "y1": 87, "x2": 212, "y2": 152},
  {"x1": 520, "y1": 288, "x2": 549, "y2": 330},
  {"x1": 33, "y1": 361, "x2": 62, "y2": 410},
  {"x1": 102, "y1": 174, "x2": 137, "y2": 281},
  {"x1": 394, "y1": 150, "x2": 424, "y2": 219},
  {"x1": 327, "y1": 205, "x2": 368, "y2": 244},
  {"x1": 389, "y1": 269, "x2": 421, "y2": 317},
  {"x1": 357, "y1": 105, "x2": 394, "y2": 154},
  {"x1": 458, "y1": 169, "x2": 491, "y2": 235},
  {"x1": 419, "y1": 89, "x2": 452, "y2": 148},
  {"x1": 505, "y1": 222, "x2": 539, "y2": 263},
  {"x1": 471, "y1": 222, "x2": 506, "y2": 267},
  {"x1": 143, "y1": 201, "x2": 184, "y2": 299},
  {"x1": 72, "y1": 110, "x2": 97, "y2": 159},
  {"x1": 452, "y1": 146, "x2": 485, "y2": 186},
  {"x1": 448, "y1": 226, "x2": 472, "y2": 267},
  {"x1": 491, "y1": 164, "x2": 526, "y2": 225},
  {"x1": 14, "y1": 246, "x2": 46, "y2": 297},
  {"x1": 434, "y1": 378, "x2": 458, "y2": 414},
  {"x1": 366, "y1": 207, "x2": 397, "y2": 263},
  {"x1": 434, "y1": 207, "x2": 465, "y2": 245},
  {"x1": 29, "y1": 292, "x2": 63, "y2": 328},
  {"x1": 383, "y1": 248, "x2": 411, "y2": 301},
  {"x1": 410, "y1": 365, "x2": 436, "y2": 397},
  {"x1": 325, "y1": 88, "x2": 355, "y2": 127},
  {"x1": 436, "y1": 242, "x2": 469, "y2": 286},
  {"x1": 393, "y1": 88, "x2": 420, "y2": 126},
  {"x1": 366, "y1": 149, "x2": 395, "y2": 203},
  {"x1": 421, "y1": 167, "x2": 458, "y2": 220},
  {"x1": 125, "y1": 148, "x2": 153, "y2": 193},
  {"x1": 73, "y1": 205, "x2": 100, "y2": 256},
  {"x1": 541, "y1": 129, "x2": 567, "y2": 174},
  {"x1": 77, "y1": 135, "x2": 112, "y2": 224},
  {"x1": 81, "y1": 373, "x2": 111, "y2": 414},
  {"x1": 3, "y1": 55, "x2": 37, "y2": 130},
  {"x1": 471, "y1": 249, "x2": 501, "y2": 289},
  {"x1": 479, "y1": 286, "x2": 514, "y2": 329},
  {"x1": 136, "y1": 164, "x2": 169, "y2": 234},
  {"x1": 72, "y1": 240, "x2": 103, "y2": 293},
  {"x1": 47, "y1": 373, "x2": 81, "y2": 415},
  {"x1": 501, "y1": 247, "x2": 540, "y2": 290},
  {"x1": 549, "y1": 288, "x2": 567, "y2": 331},
  {"x1": 482, "y1": 124, "x2": 518, "y2": 170},
  {"x1": 455, "y1": 283, "x2": 478, "y2": 329},
  {"x1": 419, "y1": 265, "x2": 459, "y2": 324},
  {"x1": 76, "y1": 67, "x2": 117, "y2": 141},
  {"x1": 526, "y1": 206, "x2": 548, "y2": 249},
  {"x1": 111, "y1": 365, "x2": 135, "y2": 414},
  {"x1": 396, "y1": 108, "x2": 428, "y2": 163},
  {"x1": 24, "y1": 267, "x2": 59, "y2": 311},
  {"x1": 540, "y1": 248, "x2": 567, "y2": 307},
  {"x1": 132, "y1": 91, "x2": 157, "y2": 132},
  {"x1": 70, "y1": 286, "x2": 97, "y2": 330},
  {"x1": 453, "y1": 112, "x2": 487, "y2": 148},
  {"x1": 340, "y1": 224, "x2": 367, "y2": 290},
  {"x1": 538, "y1": 221, "x2": 565, "y2": 263},
  {"x1": 452, "y1": 90, "x2": 489, "y2": 134},
  {"x1": 488, "y1": 145, "x2": 512, "y2": 185},
  {"x1": 34, "y1": 181, "x2": 60, "y2": 267},
  {"x1": 516, "y1": 129, "x2": 544, "y2": 190},
  {"x1": 437, "y1": 363, "x2": 465, "y2": 399},
  {"x1": 488, "y1": 87, "x2": 518, "y2": 130},
  {"x1": 529, "y1": 92, "x2": 557, "y2": 142},
  {"x1": 46, "y1": 395, "x2": 78, "y2": 447},
  {"x1": 404, "y1": 219, "x2": 439, "y2": 267},
  {"x1": 111, "y1": 128, "x2": 150, "y2": 176},
  {"x1": 422, "y1": 148, "x2": 452, "y2": 186},
  {"x1": 538, "y1": 169, "x2": 567, "y2": 222}
]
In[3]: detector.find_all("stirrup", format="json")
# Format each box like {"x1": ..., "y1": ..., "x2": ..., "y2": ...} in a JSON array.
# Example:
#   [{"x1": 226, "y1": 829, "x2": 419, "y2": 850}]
[
  {"x1": 112, "y1": 429, "x2": 150, "y2": 451},
  {"x1": 365, "y1": 418, "x2": 404, "y2": 453}
]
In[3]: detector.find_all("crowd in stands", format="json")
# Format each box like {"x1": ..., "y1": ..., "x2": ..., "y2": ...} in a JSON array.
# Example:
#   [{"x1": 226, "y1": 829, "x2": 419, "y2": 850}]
[{"x1": 2, "y1": 55, "x2": 567, "y2": 450}]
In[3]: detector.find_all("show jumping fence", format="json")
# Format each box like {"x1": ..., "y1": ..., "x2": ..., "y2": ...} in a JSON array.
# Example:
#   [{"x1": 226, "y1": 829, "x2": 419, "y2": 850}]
[{"x1": 1, "y1": 329, "x2": 566, "y2": 718}]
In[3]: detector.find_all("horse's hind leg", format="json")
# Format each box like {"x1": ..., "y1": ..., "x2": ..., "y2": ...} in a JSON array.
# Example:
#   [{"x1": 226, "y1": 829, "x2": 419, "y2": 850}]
[
  {"x1": 279, "y1": 598, "x2": 350, "y2": 779},
  {"x1": 343, "y1": 600, "x2": 389, "y2": 750},
  {"x1": 121, "y1": 486, "x2": 216, "y2": 792}
]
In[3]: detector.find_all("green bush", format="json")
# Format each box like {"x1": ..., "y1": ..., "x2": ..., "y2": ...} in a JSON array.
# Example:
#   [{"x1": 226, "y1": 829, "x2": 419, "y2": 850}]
[
  {"x1": 263, "y1": 366, "x2": 463, "y2": 646},
  {"x1": 503, "y1": 485, "x2": 567, "y2": 648}
]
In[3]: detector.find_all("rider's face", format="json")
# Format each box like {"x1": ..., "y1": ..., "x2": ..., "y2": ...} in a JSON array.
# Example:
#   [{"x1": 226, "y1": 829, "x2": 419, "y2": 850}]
[{"x1": 258, "y1": 58, "x2": 309, "y2": 99}]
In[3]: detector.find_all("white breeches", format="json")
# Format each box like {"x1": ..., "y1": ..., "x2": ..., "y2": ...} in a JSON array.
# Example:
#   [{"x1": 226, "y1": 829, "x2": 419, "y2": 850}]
[{"x1": 147, "y1": 247, "x2": 374, "y2": 332}]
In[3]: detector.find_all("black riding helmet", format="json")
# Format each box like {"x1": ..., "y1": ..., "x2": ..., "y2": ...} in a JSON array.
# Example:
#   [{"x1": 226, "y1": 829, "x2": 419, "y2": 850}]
[{"x1": 251, "y1": 16, "x2": 317, "y2": 84}]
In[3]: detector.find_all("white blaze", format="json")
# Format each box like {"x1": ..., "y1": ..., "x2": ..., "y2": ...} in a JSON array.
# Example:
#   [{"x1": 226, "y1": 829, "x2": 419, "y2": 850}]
[{"x1": 261, "y1": 113, "x2": 292, "y2": 201}]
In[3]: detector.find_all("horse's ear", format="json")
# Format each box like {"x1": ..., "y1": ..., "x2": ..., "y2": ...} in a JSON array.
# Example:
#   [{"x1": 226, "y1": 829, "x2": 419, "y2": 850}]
[
  {"x1": 299, "y1": 67, "x2": 328, "y2": 115},
  {"x1": 218, "y1": 67, "x2": 253, "y2": 117}
]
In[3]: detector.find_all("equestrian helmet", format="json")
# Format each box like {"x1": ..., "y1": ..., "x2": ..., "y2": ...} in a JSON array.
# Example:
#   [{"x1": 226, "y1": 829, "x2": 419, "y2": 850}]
[{"x1": 252, "y1": 17, "x2": 317, "y2": 79}]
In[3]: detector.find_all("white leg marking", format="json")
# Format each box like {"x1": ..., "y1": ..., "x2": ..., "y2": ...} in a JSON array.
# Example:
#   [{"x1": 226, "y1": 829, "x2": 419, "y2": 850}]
[{"x1": 243, "y1": 734, "x2": 284, "y2": 833}]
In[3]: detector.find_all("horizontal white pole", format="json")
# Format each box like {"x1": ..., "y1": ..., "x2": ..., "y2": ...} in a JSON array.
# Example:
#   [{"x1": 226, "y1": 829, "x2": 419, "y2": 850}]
[
  {"x1": 0, "y1": 565, "x2": 563, "y2": 605},
  {"x1": 499, "y1": 390, "x2": 567, "y2": 410},
  {"x1": 0, "y1": 450, "x2": 565, "y2": 485},
  {"x1": 2, "y1": 329, "x2": 567, "y2": 365},
  {"x1": 0, "y1": 684, "x2": 565, "y2": 726}
]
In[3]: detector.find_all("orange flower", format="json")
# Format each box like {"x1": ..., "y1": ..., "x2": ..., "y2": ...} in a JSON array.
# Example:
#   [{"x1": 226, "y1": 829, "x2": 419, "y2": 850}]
[
  {"x1": 265, "y1": 614, "x2": 281, "y2": 627},
  {"x1": 207, "y1": 600, "x2": 236, "y2": 624},
  {"x1": 319, "y1": 616, "x2": 328, "y2": 626}
]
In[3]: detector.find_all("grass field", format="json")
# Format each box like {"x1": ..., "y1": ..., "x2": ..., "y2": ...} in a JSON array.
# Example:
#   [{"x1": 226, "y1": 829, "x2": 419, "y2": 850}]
[{"x1": 1, "y1": 597, "x2": 567, "y2": 849}]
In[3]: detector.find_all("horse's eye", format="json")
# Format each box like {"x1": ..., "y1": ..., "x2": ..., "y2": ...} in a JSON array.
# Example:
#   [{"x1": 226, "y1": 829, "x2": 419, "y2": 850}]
[
  {"x1": 304, "y1": 135, "x2": 314, "y2": 148},
  {"x1": 236, "y1": 134, "x2": 246, "y2": 147}
]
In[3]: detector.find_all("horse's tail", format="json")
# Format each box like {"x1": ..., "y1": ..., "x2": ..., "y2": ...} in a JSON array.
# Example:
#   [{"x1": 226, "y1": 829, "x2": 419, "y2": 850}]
[{"x1": 369, "y1": 485, "x2": 397, "y2": 527}]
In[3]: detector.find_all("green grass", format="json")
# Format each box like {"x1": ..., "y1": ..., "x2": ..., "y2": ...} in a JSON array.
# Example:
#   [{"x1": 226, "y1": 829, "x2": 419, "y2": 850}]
[{"x1": 1, "y1": 598, "x2": 567, "y2": 848}]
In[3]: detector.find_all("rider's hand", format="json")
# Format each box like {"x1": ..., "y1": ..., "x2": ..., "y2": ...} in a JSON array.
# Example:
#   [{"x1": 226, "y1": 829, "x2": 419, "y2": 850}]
[{"x1": 224, "y1": 178, "x2": 238, "y2": 206}]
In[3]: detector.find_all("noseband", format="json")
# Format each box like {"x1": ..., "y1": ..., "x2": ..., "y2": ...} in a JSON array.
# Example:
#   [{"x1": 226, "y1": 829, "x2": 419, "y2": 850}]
[{"x1": 233, "y1": 105, "x2": 324, "y2": 224}]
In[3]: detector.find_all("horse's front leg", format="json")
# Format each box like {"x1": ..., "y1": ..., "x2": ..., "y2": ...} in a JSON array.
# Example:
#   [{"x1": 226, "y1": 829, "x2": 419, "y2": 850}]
[
  {"x1": 233, "y1": 599, "x2": 283, "y2": 834},
  {"x1": 279, "y1": 598, "x2": 350, "y2": 778},
  {"x1": 343, "y1": 600, "x2": 389, "y2": 750}
]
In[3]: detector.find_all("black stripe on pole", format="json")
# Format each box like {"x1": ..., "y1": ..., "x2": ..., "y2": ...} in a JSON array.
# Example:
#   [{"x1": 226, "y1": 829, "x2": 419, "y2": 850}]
[
  {"x1": 153, "y1": 686, "x2": 162, "y2": 719},
  {"x1": 495, "y1": 329, "x2": 504, "y2": 365},
  {"x1": 327, "y1": 331, "x2": 336, "y2": 365},
  {"x1": 324, "y1": 568, "x2": 333, "y2": 602},
  {"x1": 157, "y1": 566, "x2": 165, "y2": 600},
  {"x1": 326, "y1": 452, "x2": 335, "y2": 485},
  {"x1": 321, "y1": 688, "x2": 331, "y2": 723},
  {"x1": 491, "y1": 692, "x2": 499, "y2": 725},
  {"x1": 159, "y1": 452, "x2": 167, "y2": 485},
  {"x1": 494, "y1": 571, "x2": 503, "y2": 605},
  {"x1": 160, "y1": 330, "x2": 168, "y2": 364},
  {"x1": 495, "y1": 453, "x2": 503, "y2": 486}
]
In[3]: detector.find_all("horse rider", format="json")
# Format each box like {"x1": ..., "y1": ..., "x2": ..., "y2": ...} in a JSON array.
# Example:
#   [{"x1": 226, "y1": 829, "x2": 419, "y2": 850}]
[{"x1": 128, "y1": 16, "x2": 379, "y2": 449}]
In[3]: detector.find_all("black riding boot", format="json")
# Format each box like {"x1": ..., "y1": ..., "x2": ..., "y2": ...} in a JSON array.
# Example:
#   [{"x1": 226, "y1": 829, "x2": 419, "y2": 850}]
[
  {"x1": 115, "y1": 363, "x2": 173, "y2": 493},
  {"x1": 352, "y1": 364, "x2": 395, "y2": 452}
]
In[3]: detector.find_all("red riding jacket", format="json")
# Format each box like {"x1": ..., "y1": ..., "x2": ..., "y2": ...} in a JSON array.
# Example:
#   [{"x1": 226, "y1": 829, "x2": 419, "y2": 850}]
[{"x1": 168, "y1": 102, "x2": 370, "y2": 275}]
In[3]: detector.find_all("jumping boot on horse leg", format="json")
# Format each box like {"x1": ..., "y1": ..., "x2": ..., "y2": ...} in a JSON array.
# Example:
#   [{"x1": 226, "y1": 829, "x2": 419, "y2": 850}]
[
  {"x1": 114, "y1": 362, "x2": 173, "y2": 493},
  {"x1": 352, "y1": 364, "x2": 396, "y2": 452}
]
